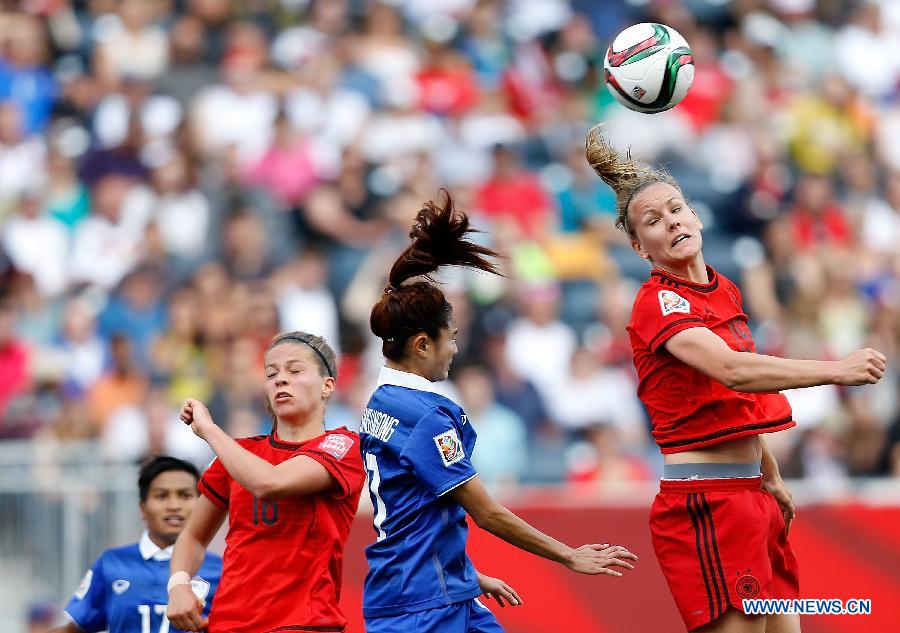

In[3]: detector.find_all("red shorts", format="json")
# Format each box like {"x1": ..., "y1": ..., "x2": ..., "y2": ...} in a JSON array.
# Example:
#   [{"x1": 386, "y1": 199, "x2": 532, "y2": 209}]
[{"x1": 649, "y1": 476, "x2": 799, "y2": 631}]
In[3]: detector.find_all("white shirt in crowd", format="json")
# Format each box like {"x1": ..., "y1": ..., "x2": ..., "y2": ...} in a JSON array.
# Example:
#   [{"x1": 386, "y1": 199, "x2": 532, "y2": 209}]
[
  {"x1": 2, "y1": 211, "x2": 69, "y2": 296},
  {"x1": 548, "y1": 367, "x2": 645, "y2": 435},
  {"x1": 504, "y1": 317, "x2": 577, "y2": 400},
  {"x1": 192, "y1": 86, "x2": 278, "y2": 164}
]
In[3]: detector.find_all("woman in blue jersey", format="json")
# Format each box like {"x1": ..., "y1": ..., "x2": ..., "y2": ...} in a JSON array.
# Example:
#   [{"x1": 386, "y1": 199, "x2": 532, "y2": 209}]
[
  {"x1": 52, "y1": 456, "x2": 222, "y2": 633},
  {"x1": 360, "y1": 192, "x2": 638, "y2": 633}
]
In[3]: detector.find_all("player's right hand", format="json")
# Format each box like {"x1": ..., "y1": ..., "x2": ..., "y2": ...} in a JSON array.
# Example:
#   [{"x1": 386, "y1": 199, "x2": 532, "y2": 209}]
[
  {"x1": 565, "y1": 543, "x2": 638, "y2": 576},
  {"x1": 477, "y1": 571, "x2": 522, "y2": 607},
  {"x1": 836, "y1": 348, "x2": 887, "y2": 385},
  {"x1": 180, "y1": 398, "x2": 215, "y2": 439},
  {"x1": 167, "y1": 583, "x2": 208, "y2": 631}
]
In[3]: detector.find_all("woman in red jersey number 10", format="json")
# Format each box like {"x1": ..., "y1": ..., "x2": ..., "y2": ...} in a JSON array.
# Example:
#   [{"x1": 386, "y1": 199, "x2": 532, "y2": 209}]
[
  {"x1": 585, "y1": 126, "x2": 886, "y2": 633},
  {"x1": 167, "y1": 332, "x2": 365, "y2": 633}
]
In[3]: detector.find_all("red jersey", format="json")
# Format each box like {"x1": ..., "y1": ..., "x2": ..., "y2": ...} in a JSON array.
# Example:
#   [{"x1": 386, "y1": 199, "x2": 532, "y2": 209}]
[
  {"x1": 627, "y1": 266, "x2": 794, "y2": 454},
  {"x1": 199, "y1": 428, "x2": 365, "y2": 632}
]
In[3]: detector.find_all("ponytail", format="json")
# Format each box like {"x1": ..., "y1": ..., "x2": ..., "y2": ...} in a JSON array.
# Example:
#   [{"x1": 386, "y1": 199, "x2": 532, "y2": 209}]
[
  {"x1": 370, "y1": 190, "x2": 502, "y2": 361},
  {"x1": 584, "y1": 124, "x2": 681, "y2": 240}
]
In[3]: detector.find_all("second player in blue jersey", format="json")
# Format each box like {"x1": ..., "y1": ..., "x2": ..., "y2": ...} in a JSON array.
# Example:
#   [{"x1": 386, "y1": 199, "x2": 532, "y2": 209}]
[{"x1": 53, "y1": 456, "x2": 222, "y2": 633}]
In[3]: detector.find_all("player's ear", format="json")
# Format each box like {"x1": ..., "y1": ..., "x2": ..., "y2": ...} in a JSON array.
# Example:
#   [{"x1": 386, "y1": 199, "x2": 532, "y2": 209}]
[
  {"x1": 411, "y1": 332, "x2": 430, "y2": 357},
  {"x1": 321, "y1": 376, "x2": 335, "y2": 400},
  {"x1": 631, "y1": 238, "x2": 650, "y2": 261}
]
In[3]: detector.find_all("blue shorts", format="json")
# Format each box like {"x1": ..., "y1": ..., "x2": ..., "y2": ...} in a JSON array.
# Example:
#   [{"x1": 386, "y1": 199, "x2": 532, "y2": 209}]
[{"x1": 365, "y1": 598, "x2": 503, "y2": 633}]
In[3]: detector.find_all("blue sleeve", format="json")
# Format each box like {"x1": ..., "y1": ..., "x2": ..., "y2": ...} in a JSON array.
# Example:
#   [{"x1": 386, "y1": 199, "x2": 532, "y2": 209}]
[
  {"x1": 64, "y1": 556, "x2": 107, "y2": 632},
  {"x1": 399, "y1": 407, "x2": 477, "y2": 497}
]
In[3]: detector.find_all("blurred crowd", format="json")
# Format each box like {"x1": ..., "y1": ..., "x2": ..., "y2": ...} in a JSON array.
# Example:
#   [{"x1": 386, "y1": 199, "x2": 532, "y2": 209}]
[{"x1": 0, "y1": 0, "x2": 898, "y2": 493}]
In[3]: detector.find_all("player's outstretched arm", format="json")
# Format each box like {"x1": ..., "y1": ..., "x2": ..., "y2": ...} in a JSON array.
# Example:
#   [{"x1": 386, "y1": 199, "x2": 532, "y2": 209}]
[
  {"x1": 450, "y1": 476, "x2": 637, "y2": 576},
  {"x1": 168, "y1": 496, "x2": 226, "y2": 632},
  {"x1": 476, "y1": 570, "x2": 522, "y2": 607},
  {"x1": 180, "y1": 399, "x2": 335, "y2": 499},
  {"x1": 48, "y1": 621, "x2": 84, "y2": 632},
  {"x1": 665, "y1": 327, "x2": 886, "y2": 393}
]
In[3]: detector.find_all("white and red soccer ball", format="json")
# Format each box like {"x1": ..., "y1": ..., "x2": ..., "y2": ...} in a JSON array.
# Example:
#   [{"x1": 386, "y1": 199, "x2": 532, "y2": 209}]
[{"x1": 604, "y1": 23, "x2": 695, "y2": 114}]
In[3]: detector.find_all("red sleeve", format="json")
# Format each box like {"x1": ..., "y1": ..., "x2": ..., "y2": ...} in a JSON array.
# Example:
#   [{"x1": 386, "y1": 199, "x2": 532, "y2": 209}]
[
  {"x1": 726, "y1": 277, "x2": 744, "y2": 308},
  {"x1": 297, "y1": 431, "x2": 365, "y2": 499},
  {"x1": 199, "y1": 458, "x2": 231, "y2": 508},
  {"x1": 632, "y1": 287, "x2": 707, "y2": 352}
]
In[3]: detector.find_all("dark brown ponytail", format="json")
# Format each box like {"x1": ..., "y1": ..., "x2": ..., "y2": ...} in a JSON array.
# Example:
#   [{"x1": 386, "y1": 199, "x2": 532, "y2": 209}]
[{"x1": 370, "y1": 190, "x2": 502, "y2": 361}]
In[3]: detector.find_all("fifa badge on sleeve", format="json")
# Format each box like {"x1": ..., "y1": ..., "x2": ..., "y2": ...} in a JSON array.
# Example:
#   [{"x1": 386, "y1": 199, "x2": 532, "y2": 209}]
[
  {"x1": 658, "y1": 290, "x2": 690, "y2": 316},
  {"x1": 434, "y1": 429, "x2": 465, "y2": 467}
]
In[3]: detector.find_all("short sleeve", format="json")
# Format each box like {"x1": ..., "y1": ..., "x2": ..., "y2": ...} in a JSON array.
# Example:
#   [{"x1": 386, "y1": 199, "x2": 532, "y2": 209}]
[
  {"x1": 64, "y1": 556, "x2": 107, "y2": 632},
  {"x1": 297, "y1": 432, "x2": 366, "y2": 498},
  {"x1": 399, "y1": 407, "x2": 477, "y2": 497},
  {"x1": 632, "y1": 288, "x2": 706, "y2": 352},
  {"x1": 199, "y1": 458, "x2": 231, "y2": 508},
  {"x1": 728, "y1": 278, "x2": 745, "y2": 308}
]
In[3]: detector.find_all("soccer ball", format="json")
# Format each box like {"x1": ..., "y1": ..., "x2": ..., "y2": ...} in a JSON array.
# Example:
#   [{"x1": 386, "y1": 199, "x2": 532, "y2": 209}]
[{"x1": 604, "y1": 23, "x2": 694, "y2": 114}]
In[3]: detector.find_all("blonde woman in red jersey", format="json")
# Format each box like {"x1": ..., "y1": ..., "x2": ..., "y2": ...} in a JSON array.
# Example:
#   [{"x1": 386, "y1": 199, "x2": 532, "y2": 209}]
[
  {"x1": 166, "y1": 331, "x2": 365, "y2": 632},
  {"x1": 585, "y1": 127, "x2": 886, "y2": 633}
]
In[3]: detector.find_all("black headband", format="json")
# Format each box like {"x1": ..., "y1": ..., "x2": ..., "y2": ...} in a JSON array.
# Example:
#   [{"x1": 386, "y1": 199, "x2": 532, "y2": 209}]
[{"x1": 275, "y1": 335, "x2": 335, "y2": 377}]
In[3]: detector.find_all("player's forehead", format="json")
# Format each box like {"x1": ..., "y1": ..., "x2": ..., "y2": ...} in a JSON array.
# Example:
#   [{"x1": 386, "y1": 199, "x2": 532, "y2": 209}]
[
  {"x1": 629, "y1": 183, "x2": 683, "y2": 215},
  {"x1": 148, "y1": 469, "x2": 196, "y2": 491},
  {"x1": 264, "y1": 342, "x2": 316, "y2": 367},
  {"x1": 439, "y1": 317, "x2": 457, "y2": 338}
]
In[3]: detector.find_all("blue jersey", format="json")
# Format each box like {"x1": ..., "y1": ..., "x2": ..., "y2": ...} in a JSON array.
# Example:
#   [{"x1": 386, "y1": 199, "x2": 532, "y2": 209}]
[
  {"x1": 64, "y1": 533, "x2": 222, "y2": 633},
  {"x1": 360, "y1": 366, "x2": 481, "y2": 618}
]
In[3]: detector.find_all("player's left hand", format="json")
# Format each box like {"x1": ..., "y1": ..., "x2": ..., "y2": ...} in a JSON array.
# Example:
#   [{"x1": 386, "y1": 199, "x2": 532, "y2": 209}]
[
  {"x1": 167, "y1": 583, "x2": 208, "y2": 631},
  {"x1": 763, "y1": 476, "x2": 795, "y2": 535},
  {"x1": 477, "y1": 572, "x2": 522, "y2": 607},
  {"x1": 180, "y1": 398, "x2": 216, "y2": 440}
]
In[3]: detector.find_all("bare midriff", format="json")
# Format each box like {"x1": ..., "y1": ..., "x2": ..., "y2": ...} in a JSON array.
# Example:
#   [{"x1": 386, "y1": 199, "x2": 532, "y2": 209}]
[{"x1": 663, "y1": 434, "x2": 762, "y2": 465}]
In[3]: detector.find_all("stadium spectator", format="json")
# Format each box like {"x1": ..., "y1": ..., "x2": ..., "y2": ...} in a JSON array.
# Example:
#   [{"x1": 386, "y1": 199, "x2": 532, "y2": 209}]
[
  {"x1": 0, "y1": 297, "x2": 30, "y2": 433},
  {"x1": 2, "y1": 190, "x2": 69, "y2": 297},
  {"x1": 454, "y1": 364, "x2": 528, "y2": 489},
  {"x1": 0, "y1": 13, "x2": 57, "y2": 135}
]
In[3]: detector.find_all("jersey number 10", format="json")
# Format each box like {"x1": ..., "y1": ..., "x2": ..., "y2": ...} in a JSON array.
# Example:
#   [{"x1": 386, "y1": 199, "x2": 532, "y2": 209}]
[{"x1": 252, "y1": 496, "x2": 279, "y2": 526}]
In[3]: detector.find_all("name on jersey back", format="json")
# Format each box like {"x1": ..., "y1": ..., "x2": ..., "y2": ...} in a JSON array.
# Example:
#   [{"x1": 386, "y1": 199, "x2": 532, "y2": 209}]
[{"x1": 361, "y1": 408, "x2": 399, "y2": 442}]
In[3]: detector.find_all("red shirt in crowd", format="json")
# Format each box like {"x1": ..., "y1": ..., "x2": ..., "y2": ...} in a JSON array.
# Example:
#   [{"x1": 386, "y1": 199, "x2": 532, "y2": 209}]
[
  {"x1": 788, "y1": 204, "x2": 852, "y2": 252},
  {"x1": 416, "y1": 65, "x2": 480, "y2": 116},
  {"x1": 627, "y1": 266, "x2": 794, "y2": 454},
  {"x1": 0, "y1": 340, "x2": 29, "y2": 426},
  {"x1": 677, "y1": 62, "x2": 733, "y2": 132},
  {"x1": 474, "y1": 172, "x2": 551, "y2": 238},
  {"x1": 199, "y1": 428, "x2": 365, "y2": 632}
]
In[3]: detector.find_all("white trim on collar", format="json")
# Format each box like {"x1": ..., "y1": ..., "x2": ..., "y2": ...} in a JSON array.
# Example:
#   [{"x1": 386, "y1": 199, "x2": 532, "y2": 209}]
[
  {"x1": 376, "y1": 366, "x2": 443, "y2": 396},
  {"x1": 139, "y1": 531, "x2": 174, "y2": 561}
]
